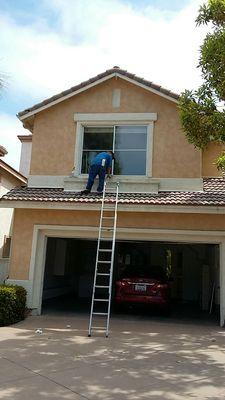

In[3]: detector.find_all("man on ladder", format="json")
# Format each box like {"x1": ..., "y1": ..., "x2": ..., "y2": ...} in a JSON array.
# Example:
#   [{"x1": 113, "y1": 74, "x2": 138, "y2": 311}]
[{"x1": 81, "y1": 151, "x2": 115, "y2": 195}]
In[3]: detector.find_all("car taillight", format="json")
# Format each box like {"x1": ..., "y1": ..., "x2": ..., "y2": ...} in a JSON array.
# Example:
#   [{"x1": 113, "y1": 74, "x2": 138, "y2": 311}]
[{"x1": 155, "y1": 284, "x2": 164, "y2": 289}]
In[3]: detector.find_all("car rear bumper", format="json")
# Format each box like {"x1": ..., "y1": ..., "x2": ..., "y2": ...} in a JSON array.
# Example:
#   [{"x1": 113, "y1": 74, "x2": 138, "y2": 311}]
[{"x1": 115, "y1": 295, "x2": 168, "y2": 306}]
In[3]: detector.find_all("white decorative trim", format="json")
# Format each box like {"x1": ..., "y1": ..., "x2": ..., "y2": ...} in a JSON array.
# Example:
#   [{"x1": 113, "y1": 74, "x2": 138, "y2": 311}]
[
  {"x1": 147, "y1": 123, "x2": 154, "y2": 177},
  {"x1": 6, "y1": 279, "x2": 33, "y2": 308},
  {"x1": 74, "y1": 116, "x2": 155, "y2": 178},
  {"x1": 73, "y1": 122, "x2": 83, "y2": 175},
  {"x1": 27, "y1": 174, "x2": 203, "y2": 191},
  {"x1": 18, "y1": 72, "x2": 178, "y2": 121},
  {"x1": 158, "y1": 178, "x2": 203, "y2": 192},
  {"x1": 26, "y1": 224, "x2": 225, "y2": 325},
  {"x1": 74, "y1": 112, "x2": 157, "y2": 122},
  {"x1": 112, "y1": 89, "x2": 121, "y2": 108}
]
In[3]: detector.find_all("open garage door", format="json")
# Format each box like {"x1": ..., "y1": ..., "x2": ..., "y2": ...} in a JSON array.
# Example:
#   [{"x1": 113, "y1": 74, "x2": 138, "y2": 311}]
[{"x1": 41, "y1": 238, "x2": 220, "y2": 323}]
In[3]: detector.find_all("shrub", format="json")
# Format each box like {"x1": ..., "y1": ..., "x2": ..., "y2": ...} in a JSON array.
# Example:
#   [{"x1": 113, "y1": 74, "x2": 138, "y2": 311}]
[{"x1": 0, "y1": 285, "x2": 27, "y2": 326}]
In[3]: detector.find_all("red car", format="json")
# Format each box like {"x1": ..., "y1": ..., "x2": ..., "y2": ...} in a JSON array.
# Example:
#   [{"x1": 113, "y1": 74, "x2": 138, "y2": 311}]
[{"x1": 115, "y1": 266, "x2": 170, "y2": 312}]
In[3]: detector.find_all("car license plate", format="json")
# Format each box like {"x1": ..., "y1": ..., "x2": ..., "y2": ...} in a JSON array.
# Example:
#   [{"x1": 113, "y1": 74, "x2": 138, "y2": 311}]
[{"x1": 135, "y1": 284, "x2": 147, "y2": 292}]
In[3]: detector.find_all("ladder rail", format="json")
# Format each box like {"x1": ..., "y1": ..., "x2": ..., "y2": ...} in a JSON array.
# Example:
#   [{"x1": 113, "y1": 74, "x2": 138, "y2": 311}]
[
  {"x1": 106, "y1": 182, "x2": 119, "y2": 337},
  {"x1": 88, "y1": 181, "x2": 107, "y2": 336},
  {"x1": 88, "y1": 179, "x2": 119, "y2": 338}
]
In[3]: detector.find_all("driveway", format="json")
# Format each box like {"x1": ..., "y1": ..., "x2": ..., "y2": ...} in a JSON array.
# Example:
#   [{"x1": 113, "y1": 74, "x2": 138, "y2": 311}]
[{"x1": 0, "y1": 314, "x2": 225, "y2": 399}]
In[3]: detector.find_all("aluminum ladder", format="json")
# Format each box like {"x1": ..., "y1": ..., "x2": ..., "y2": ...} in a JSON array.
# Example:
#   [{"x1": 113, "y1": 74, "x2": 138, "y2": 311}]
[{"x1": 88, "y1": 180, "x2": 119, "y2": 337}]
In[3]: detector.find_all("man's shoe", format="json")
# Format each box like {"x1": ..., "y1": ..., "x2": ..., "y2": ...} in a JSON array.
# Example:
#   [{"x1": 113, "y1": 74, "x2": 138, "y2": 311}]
[
  {"x1": 80, "y1": 189, "x2": 90, "y2": 195},
  {"x1": 96, "y1": 191, "x2": 103, "y2": 195}
]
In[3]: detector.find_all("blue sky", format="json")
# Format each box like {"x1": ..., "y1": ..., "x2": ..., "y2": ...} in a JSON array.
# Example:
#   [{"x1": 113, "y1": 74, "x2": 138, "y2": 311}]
[{"x1": 0, "y1": 0, "x2": 206, "y2": 169}]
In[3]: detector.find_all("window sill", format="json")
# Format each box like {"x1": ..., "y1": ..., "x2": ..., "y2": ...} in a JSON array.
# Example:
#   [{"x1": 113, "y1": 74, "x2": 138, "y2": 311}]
[{"x1": 64, "y1": 175, "x2": 159, "y2": 193}]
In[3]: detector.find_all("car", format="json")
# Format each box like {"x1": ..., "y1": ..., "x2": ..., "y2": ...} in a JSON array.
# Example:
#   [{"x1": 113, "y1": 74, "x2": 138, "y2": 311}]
[{"x1": 115, "y1": 265, "x2": 170, "y2": 312}]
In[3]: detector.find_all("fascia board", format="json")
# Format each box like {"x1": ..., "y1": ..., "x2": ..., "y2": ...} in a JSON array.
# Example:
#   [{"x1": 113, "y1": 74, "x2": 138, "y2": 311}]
[
  {"x1": 18, "y1": 73, "x2": 178, "y2": 121},
  {"x1": 1, "y1": 200, "x2": 225, "y2": 214}
]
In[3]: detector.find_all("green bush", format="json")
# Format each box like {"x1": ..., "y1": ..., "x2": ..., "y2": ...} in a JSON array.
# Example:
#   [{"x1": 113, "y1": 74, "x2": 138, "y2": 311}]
[{"x1": 0, "y1": 285, "x2": 27, "y2": 326}]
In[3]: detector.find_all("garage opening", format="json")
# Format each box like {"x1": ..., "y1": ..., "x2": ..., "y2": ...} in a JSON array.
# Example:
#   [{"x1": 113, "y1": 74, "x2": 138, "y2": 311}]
[{"x1": 42, "y1": 238, "x2": 220, "y2": 322}]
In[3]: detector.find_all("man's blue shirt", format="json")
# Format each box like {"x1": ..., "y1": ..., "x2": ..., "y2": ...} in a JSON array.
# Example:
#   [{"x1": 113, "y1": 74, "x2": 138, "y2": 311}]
[{"x1": 91, "y1": 152, "x2": 112, "y2": 169}]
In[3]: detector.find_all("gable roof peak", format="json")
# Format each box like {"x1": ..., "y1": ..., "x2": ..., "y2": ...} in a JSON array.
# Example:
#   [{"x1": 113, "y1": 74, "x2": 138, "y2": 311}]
[{"x1": 18, "y1": 67, "x2": 180, "y2": 121}]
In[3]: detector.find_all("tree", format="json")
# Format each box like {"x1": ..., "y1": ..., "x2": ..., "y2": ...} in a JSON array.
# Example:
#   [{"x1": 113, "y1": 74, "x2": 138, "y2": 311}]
[{"x1": 179, "y1": 0, "x2": 225, "y2": 170}]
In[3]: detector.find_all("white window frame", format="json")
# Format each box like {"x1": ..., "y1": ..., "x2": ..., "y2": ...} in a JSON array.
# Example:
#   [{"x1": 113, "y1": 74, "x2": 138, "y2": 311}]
[{"x1": 74, "y1": 113, "x2": 157, "y2": 179}]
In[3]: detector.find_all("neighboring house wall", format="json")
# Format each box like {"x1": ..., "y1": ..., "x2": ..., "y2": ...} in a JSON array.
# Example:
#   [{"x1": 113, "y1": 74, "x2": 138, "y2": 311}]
[
  {"x1": 18, "y1": 136, "x2": 32, "y2": 177},
  {"x1": 0, "y1": 259, "x2": 9, "y2": 283},
  {"x1": 9, "y1": 208, "x2": 225, "y2": 280},
  {"x1": 0, "y1": 172, "x2": 18, "y2": 258},
  {"x1": 29, "y1": 78, "x2": 201, "y2": 178},
  {"x1": 0, "y1": 171, "x2": 21, "y2": 281}
]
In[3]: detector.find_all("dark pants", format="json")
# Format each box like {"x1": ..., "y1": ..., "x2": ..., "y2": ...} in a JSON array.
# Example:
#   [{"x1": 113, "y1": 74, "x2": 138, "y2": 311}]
[{"x1": 86, "y1": 164, "x2": 106, "y2": 192}]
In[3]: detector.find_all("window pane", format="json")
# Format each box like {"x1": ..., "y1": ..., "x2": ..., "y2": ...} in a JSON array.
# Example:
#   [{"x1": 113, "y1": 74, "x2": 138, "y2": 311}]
[
  {"x1": 83, "y1": 127, "x2": 113, "y2": 150},
  {"x1": 115, "y1": 126, "x2": 147, "y2": 150},
  {"x1": 81, "y1": 151, "x2": 99, "y2": 173},
  {"x1": 114, "y1": 150, "x2": 146, "y2": 175}
]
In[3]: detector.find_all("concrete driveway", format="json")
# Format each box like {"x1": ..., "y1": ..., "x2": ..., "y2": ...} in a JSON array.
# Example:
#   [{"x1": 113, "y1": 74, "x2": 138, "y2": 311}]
[{"x1": 0, "y1": 314, "x2": 225, "y2": 400}]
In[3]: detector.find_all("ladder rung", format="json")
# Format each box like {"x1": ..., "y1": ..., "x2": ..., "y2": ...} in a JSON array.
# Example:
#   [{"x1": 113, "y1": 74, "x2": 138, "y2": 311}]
[
  {"x1": 97, "y1": 273, "x2": 110, "y2": 276},
  {"x1": 95, "y1": 285, "x2": 110, "y2": 288},
  {"x1": 91, "y1": 326, "x2": 106, "y2": 330},
  {"x1": 99, "y1": 249, "x2": 112, "y2": 252},
  {"x1": 97, "y1": 261, "x2": 111, "y2": 264},
  {"x1": 94, "y1": 299, "x2": 109, "y2": 302},
  {"x1": 88, "y1": 181, "x2": 119, "y2": 338},
  {"x1": 93, "y1": 312, "x2": 108, "y2": 316}
]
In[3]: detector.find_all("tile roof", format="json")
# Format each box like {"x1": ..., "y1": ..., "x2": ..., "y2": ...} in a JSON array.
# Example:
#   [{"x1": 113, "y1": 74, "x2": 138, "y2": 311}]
[
  {"x1": 18, "y1": 67, "x2": 179, "y2": 118},
  {"x1": 1, "y1": 178, "x2": 225, "y2": 207}
]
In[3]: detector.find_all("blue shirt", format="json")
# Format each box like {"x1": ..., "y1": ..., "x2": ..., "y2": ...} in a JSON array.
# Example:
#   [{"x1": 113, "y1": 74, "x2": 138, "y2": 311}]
[{"x1": 91, "y1": 152, "x2": 112, "y2": 169}]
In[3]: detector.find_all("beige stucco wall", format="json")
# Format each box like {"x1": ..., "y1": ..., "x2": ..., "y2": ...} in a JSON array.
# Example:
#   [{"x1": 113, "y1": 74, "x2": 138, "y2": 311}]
[
  {"x1": 9, "y1": 207, "x2": 225, "y2": 280},
  {"x1": 30, "y1": 77, "x2": 201, "y2": 178},
  {"x1": 202, "y1": 142, "x2": 225, "y2": 178}
]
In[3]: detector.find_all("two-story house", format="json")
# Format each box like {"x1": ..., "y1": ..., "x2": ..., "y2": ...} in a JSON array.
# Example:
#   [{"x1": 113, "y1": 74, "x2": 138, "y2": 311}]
[{"x1": 1, "y1": 67, "x2": 225, "y2": 325}]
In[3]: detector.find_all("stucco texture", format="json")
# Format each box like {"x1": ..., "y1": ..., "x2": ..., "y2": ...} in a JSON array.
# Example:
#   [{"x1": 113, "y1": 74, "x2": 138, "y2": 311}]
[
  {"x1": 30, "y1": 77, "x2": 201, "y2": 178},
  {"x1": 9, "y1": 208, "x2": 225, "y2": 280},
  {"x1": 202, "y1": 142, "x2": 225, "y2": 178}
]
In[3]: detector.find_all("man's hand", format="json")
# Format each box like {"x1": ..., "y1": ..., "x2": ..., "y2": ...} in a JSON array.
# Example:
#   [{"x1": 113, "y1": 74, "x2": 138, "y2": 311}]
[{"x1": 107, "y1": 174, "x2": 112, "y2": 179}]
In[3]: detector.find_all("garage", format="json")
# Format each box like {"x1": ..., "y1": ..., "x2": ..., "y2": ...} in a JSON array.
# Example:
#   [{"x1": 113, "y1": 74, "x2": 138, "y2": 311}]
[{"x1": 42, "y1": 237, "x2": 220, "y2": 322}]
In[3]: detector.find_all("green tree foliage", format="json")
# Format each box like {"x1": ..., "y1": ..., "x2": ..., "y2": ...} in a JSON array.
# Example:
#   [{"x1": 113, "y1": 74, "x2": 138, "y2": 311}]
[{"x1": 179, "y1": 0, "x2": 225, "y2": 169}]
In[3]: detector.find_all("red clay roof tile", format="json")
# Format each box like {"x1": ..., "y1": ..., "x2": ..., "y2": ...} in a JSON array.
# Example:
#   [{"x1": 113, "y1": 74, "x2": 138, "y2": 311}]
[{"x1": 1, "y1": 178, "x2": 225, "y2": 207}]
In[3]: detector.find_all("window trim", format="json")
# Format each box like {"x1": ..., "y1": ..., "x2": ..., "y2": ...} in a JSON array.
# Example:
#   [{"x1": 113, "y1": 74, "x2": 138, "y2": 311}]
[{"x1": 74, "y1": 113, "x2": 157, "y2": 179}]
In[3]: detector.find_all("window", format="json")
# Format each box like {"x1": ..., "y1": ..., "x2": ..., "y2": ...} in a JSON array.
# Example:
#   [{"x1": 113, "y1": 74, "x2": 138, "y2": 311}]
[{"x1": 81, "y1": 125, "x2": 147, "y2": 175}]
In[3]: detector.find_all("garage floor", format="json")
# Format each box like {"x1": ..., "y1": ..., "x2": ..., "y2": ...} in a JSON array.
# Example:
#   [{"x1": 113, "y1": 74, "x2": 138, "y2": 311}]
[
  {"x1": 0, "y1": 314, "x2": 225, "y2": 399},
  {"x1": 42, "y1": 294, "x2": 219, "y2": 325}
]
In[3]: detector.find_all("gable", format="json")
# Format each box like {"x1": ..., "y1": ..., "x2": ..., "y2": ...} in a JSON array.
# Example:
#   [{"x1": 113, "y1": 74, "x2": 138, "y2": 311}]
[
  {"x1": 28, "y1": 76, "x2": 200, "y2": 179},
  {"x1": 18, "y1": 67, "x2": 179, "y2": 125}
]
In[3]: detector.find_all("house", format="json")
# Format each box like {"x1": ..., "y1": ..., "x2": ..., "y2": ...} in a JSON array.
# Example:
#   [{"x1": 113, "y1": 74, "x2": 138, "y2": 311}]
[
  {"x1": 1, "y1": 66, "x2": 225, "y2": 324},
  {"x1": 0, "y1": 145, "x2": 27, "y2": 281}
]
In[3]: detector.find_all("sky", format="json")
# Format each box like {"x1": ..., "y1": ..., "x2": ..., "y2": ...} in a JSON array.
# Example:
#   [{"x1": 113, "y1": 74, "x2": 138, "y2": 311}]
[{"x1": 0, "y1": 0, "x2": 208, "y2": 170}]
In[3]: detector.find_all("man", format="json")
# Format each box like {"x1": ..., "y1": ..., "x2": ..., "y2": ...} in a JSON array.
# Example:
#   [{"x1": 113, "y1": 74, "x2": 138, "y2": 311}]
[{"x1": 81, "y1": 151, "x2": 114, "y2": 194}]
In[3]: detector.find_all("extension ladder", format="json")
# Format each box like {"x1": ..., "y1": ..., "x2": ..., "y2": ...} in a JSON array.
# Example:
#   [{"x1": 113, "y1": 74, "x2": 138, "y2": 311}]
[{"x1": 88, "y1": 180, "x2": 119, "y2": 337}]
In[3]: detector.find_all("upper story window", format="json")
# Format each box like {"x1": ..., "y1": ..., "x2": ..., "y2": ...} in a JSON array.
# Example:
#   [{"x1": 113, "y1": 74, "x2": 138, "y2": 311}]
[{"x1": 81, "y1": 125, "x2": 147, "y2": 175}]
